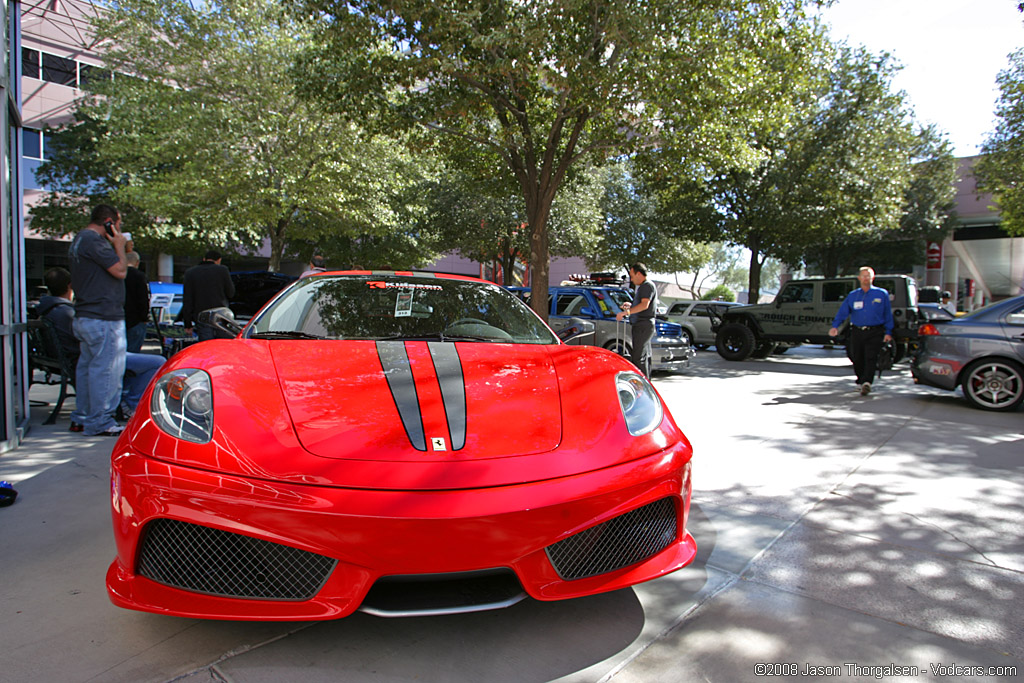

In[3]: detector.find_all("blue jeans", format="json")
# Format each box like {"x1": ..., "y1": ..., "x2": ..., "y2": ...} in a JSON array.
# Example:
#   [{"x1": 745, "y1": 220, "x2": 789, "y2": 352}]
[
  {"x1": 73, "y1": 317, "x2": 127, "y2": 435},
  {"x1": 126, "y1": 321, "x2": 147, "y2": 353},
  {"x1": 122, "y1": 352, "x2": 166, "y2": 412}
]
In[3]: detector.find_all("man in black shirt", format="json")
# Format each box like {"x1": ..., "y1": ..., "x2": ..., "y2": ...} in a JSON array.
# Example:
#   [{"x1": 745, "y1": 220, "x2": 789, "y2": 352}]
[
  {"x1": 182, "y1": 249, "x2": 236, "y2": 341},
  {"x1": 615, "y1": 262, "x2": 658, "y2": 378},
  {"x1": 124, "y1": 251, "x2": 150, "y2": 352}
]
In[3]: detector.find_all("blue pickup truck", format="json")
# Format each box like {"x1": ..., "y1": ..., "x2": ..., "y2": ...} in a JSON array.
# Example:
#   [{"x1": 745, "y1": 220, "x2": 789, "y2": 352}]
[{"x1": 508, "y1": 284, "x2": 694, "y2": 373}]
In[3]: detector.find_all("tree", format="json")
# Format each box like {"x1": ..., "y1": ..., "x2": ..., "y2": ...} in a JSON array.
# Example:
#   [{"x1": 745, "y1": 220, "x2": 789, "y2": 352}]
[
  {"x1": 803, "y1": 124, "x2": 958, "y2": 276},
  {"x1": 701, "y1": 285, "x2": 736, "y2": 302},
  {"x1": 591, "y1": 160, "x2": 712, "y2": 276},
  {"x1": 677, "y1": 243, "x2": 748, "y2": 299},
  {"x1": 977, "y1": 47, "x2": 1024, "y2": 238},
  {"x1": 426, "y1": 166, "x2": 603, "y2": 286},
  {"x1": 37, "y1": 0, "x2": 425, "y2": 271},
  {"x1": 293, "y1": 0, "x2": 825, "y2": 318},
  {"x1": 29, "y1": 109, "x2": 219, "y2": 267},
  {"x1": 651, "y1": 44, "x2": 917, "y2": 301}
]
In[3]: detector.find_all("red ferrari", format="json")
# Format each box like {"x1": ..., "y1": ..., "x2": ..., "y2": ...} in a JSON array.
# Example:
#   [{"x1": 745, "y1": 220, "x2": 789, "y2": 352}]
[{"x1": 107, "y1": 272, "x2": 696, "y2": 620}]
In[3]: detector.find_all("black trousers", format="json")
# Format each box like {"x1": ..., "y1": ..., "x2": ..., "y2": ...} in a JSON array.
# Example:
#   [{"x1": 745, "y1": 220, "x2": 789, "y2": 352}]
[
  {"x1": 630, "y1": 318, "x2": 655, "y2": 378},
  {"x1": 849, "y1": 325, "x2": 884, "y2": 385}
]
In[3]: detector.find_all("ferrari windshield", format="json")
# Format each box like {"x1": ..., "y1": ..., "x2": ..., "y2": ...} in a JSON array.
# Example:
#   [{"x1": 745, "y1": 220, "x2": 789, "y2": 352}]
[{"x1": 247, "y1": 274, "x2": 558, "y2": 344}]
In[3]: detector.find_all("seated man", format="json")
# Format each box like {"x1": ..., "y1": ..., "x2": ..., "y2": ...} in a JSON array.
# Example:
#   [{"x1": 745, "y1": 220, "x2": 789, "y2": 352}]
[{"x1": 37, "y1": 267, "x2": 166, "y2": 430}]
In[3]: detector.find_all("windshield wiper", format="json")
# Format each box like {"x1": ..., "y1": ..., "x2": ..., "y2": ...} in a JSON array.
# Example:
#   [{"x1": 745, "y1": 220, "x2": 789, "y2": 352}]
[
  {"x1": 436, "y1": 334, "x2": 498, "y2": 342},
  {"x1": 248, "y1": 330, "x2": 325, "y2": 340}
]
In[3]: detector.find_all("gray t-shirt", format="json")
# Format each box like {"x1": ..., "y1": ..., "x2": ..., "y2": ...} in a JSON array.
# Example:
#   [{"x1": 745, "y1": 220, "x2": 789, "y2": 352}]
[
  {"x1": 69, "y1": 229, "x2": 125, "y2": 320},
  {"x1": 630, "y1": 280, "x2": 658, "y2": 323}
]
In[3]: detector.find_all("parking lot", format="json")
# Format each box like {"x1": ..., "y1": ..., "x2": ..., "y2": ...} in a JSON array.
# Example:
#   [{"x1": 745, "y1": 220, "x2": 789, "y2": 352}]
[{"x1": 2, "y1": 345, "x2": 1022, "y2": 682}]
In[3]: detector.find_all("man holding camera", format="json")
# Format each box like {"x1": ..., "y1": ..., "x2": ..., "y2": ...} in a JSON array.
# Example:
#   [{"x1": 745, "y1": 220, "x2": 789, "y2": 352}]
[{"x1": 68, "y1": 205, "x2": 128, "y2": 436}]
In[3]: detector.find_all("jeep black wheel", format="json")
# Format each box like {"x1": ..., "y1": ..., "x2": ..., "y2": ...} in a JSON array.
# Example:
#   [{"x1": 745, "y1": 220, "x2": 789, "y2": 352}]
[{"x1": 716, "y1": 323, "x2": 756, "y2": 361}]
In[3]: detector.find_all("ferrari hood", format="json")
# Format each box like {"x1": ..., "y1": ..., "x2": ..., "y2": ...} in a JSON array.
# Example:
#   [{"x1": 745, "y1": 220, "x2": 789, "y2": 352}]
[{"x1": 271, "y1": 340, "x2": 562, "y2": 461}]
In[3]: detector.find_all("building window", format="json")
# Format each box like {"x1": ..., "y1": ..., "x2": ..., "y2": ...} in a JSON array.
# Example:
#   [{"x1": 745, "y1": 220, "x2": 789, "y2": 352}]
[
  {"x1": 79, "y1": 63, "x2": 111, "y2": 87},
  {"x1": 42, "y1": 53, "x2": 77, "y2": 86},
  {"x1": 22, "y1": 47, "x2": 39, "y2": 79},
  {"x1": 23, "y1": 129, "x2": 42, "y2": 159}
]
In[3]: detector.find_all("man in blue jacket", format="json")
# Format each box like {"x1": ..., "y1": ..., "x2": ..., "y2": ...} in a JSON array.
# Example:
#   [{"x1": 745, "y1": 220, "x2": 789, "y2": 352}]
[{"x1": 828, "y1": 266, "x2": 894, "y2": 396}]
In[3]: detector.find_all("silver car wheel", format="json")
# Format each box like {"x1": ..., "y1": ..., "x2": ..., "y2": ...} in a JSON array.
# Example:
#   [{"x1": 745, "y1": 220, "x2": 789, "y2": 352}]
[{"x1": 961, "y1": 359, "x2": 1024, "y2": 411}]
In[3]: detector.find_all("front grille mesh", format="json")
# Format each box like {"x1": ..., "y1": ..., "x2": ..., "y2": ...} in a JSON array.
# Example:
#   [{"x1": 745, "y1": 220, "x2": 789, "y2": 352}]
[
  {"x1": 546, "y1": 497, "x2": 677, "y2": 581},
  {"x1": 136, "y1": 519, "x2": 336, "y2": 601}
]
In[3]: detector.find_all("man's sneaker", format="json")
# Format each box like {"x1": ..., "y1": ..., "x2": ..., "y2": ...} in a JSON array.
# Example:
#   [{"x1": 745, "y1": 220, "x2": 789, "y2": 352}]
[
  {"x1": 91, "y1": 425, "x2": 125, "y2": 437},
  {"x1": 69, "y1": 422, "x2": 84, "y2": 432},
  {"x1": 860, "y1": 382, "x2": 871, "y2": 396}
]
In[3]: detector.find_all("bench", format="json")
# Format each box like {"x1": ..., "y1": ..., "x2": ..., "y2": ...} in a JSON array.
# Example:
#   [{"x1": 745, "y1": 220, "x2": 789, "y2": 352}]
[{"x1": 27, "y1": 318, "x2": 77, "y2": 425}]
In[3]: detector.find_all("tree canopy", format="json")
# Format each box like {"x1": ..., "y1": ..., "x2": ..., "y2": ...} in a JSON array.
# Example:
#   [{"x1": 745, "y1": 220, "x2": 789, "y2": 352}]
[
  {"x1": 34, "y1": 0, "x2": 427, "y2": 271},
  {"x1": 803, "y1": 124, "x2": 958, "y2": 276},
  {"x1": 591, "y1": 160, "x2": 712, "y2": 276},
  {"x1": 977, "y1": 47, "x2": 1024, "y2": 238},
  {"x1": 292, "y1": 0, "x2": 826, "y2": 318},
  {"x1": 648, "y1": 42, "x2": 920, "y2": 300}
]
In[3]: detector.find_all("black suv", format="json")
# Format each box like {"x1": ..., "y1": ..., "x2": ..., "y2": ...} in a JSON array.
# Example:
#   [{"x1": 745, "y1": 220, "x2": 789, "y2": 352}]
[{"x1": 229, "y1": 271, "x2": 298, "y2": 319}]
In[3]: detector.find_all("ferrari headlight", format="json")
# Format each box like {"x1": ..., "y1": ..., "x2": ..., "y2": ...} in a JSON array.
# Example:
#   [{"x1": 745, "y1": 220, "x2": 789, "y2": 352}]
[
  {"x1": 616, "y1": 372, "x2": 663, "y2": 436},
  {"x1": 151, "y1": 368, "x2": 214, "y2": 444}
]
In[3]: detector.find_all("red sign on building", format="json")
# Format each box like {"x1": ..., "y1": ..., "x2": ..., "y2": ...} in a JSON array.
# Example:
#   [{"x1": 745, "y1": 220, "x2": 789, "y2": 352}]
[{"x1": 926, "y1": 242, "x2": 943, "y2": 270}]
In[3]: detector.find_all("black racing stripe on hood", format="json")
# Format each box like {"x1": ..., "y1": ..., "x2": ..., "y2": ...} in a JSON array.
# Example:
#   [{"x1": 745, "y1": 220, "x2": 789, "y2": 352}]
[
  {"x1": 376, "y1": 341, "x2": 426, "y2": 451},
  {"x1": 428, "y1": 342, "x2": 466, "y2": 451}
]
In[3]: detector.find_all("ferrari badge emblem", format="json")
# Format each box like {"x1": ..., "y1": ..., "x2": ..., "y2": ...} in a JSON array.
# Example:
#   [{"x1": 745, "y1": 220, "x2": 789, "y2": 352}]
[{"x1": 431, "y1": 437, "x2": 447, "y2": 451}]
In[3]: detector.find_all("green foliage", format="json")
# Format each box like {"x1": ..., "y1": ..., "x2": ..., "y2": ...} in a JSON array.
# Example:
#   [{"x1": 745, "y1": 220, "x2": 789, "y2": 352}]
[
  {"x1": 35, "y1": 0, "x2": 428, "y2": 270},
  {"x1": 804, "y1": 124, "x2": 958, "y2": 276},
  {"x1": 293, "y1": 0, "x2": 827, "y2": 317},
  {"x1": 425, "y1": 165, "x2": 603, "y2": 285},
  {"x1": 700, "y1": 285, "x2": 736, "y2": 302},
  {"x1": 978, "y1": 47, "x2": 1024, "y2": 237},
  {"x1": 591, "y1": 160, "x2": 713, "y2": 275},
  {"x1": 651, "y1": 41, "x2": 919, "y2": 300}
]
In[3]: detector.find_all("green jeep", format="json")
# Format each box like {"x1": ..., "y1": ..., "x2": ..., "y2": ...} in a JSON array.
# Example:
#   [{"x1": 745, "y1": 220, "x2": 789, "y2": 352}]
[{"x1": 714, "y1": 275, "x2": 920, "y2": 361}]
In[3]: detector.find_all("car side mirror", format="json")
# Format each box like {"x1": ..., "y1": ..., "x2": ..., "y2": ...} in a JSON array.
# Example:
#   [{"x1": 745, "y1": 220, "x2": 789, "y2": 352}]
[
  {"x1": 557, "y1": 317, "x2": 596, "y2": 343},
  {"x1": 578, "y1": 306, "x2": 597, "y2": 318},
  {"x1": 197, "y1": 306, "x2": 242, "y2": 339}
]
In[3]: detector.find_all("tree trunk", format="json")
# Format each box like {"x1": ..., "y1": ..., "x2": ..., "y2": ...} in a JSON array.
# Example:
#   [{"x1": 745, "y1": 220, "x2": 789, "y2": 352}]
[
  {"x1": 268, "y1": 216, "x2": 290, "y2": 272},
  {"x1": 501, "y1": 248, "x2": 515, "y2": 286},
  {"x1": 525, "y1": 190, "x2": 554, "y2": 322}
]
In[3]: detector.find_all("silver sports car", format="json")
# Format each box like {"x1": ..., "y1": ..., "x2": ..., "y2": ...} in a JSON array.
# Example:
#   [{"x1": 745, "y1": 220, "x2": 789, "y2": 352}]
[{"x1": 911, "y1": 294, "x2": 1024, "y2": 411}]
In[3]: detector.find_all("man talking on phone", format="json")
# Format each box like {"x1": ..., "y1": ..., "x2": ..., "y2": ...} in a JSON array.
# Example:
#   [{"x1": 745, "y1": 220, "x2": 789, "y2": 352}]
[{"x1": 68, "y1": 204, "x2": 128, "y2": 436}]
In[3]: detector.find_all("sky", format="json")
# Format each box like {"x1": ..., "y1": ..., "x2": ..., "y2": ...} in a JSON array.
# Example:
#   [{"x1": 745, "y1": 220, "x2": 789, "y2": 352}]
[{"x1": 821, "y1": 0, "x2": 1024, "y2": 157}]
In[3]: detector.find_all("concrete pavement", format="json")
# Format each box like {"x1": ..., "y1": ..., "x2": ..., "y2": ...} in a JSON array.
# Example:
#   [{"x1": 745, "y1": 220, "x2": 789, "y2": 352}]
[{"x1": 1, "y1": 346, "x2": 1021, "y2": 682}]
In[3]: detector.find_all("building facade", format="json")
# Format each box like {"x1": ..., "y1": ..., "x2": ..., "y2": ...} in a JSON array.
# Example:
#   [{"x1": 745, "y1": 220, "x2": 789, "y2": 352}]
[{"x1": 925, "y1": 156, "x2": 1024, "y2": 310}]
